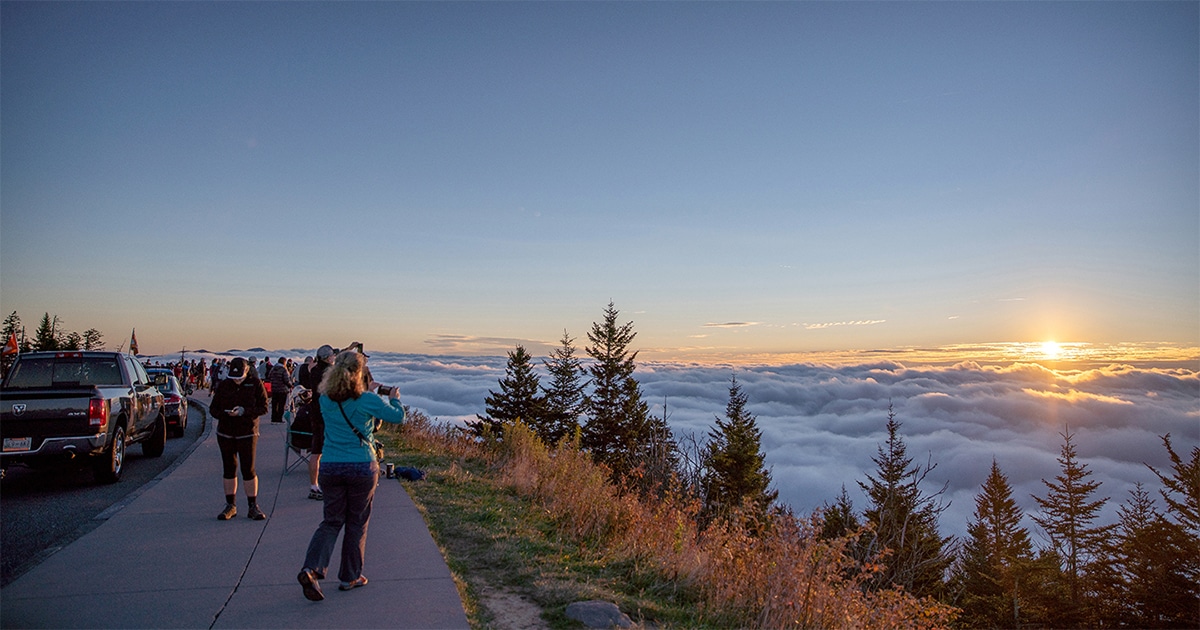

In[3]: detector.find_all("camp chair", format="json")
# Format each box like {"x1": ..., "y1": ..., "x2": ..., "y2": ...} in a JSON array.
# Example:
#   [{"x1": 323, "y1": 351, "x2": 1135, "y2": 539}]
[{"x1": 283, "y1": 386, "x2": 313, "y2": 475}]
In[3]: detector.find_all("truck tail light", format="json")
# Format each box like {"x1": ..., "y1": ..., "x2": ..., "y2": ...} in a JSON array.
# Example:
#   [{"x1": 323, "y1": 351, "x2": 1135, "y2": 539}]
[
  {"x1": 89, "y1": 398, "x2": 108, "y2": 428},
  {"x1": 164, "y1": 394, "x2": 181, "y2": 405}
]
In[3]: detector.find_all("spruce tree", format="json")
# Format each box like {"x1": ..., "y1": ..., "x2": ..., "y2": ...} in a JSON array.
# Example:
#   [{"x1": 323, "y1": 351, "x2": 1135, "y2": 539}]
[
  {"x1": 82, "y1": 328, "x2": 105, "y2": 351},
  {"x1": 468, "y1": 345, "x2": 543, "y2": 438},
  {"x1": 581, "y1": 302, "x2": 654, "y2": 478},
  {"x1": 1, "y1": 311, "x2": 22, "y2": 376},
  {"x1": 1107, "y1": 483, "x2": 1199, "y2": 628},
  {"x1": 820, "y1": 485, "x2": 860, "y2": 540},
  {"x1": 1031, "y1": 428, "x2": 1113, "y2": 626},
  {"x1": 1142, "y1": 436, "x2": 1200, "y2": 627},
  {"x1": 1, "y1": 311, "x2": 21, "y2": 343},
  {"x1": 954, "y1": 460, "x2": 1035, "y2": 628},
  {"x1": 61, "y1": 331, "x2": 83, "y2": 350},
  {"x1": 1148, "y1": 433, "x2": 1200, "y2": 536},
  {"x1": 858, "y1": 405, "x2": 952, "y2": 599},
  {"x1": 701, "y1": 375, "x2": 777, "y2": 525},
  {"x1": 539, "y1": 330, "x2": 586, "y2": 446},
  {"x1": 33, "y1": 313, "x2": 58, "y2": 351}
]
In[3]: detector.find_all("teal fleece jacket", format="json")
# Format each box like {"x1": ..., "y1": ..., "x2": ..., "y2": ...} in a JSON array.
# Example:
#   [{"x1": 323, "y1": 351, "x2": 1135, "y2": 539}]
[{"x1": 319, "y1": 393, "x2": 405, "y2": 463}]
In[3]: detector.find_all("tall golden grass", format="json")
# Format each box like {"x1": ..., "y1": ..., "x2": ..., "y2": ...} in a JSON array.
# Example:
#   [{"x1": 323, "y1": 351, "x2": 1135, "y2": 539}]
[{"x1": 396, "y1": 415, "x2": 957, "y2": 628}]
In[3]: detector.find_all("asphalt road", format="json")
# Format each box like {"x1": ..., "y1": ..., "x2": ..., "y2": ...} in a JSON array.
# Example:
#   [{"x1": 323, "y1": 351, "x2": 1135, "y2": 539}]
[{"x1": 0, "y1": 402, "x2": 208, "y2": 588}]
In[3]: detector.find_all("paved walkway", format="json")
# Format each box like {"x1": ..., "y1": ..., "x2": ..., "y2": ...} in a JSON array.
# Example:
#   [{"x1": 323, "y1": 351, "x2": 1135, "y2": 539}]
[{"x1": 1, "y1": 391, "x2": 469, "y2": 629}]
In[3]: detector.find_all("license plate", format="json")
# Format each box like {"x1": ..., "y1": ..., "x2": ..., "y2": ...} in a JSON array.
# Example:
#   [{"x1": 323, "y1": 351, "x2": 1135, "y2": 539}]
[{"x1": 3, "y1": 437, "x2": 32, "y2": 452}]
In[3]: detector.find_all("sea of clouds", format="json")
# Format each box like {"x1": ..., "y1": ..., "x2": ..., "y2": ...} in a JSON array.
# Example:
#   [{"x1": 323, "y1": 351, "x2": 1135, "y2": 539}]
[{"x1": 162, "y1": 348, "x2": 1198, "y2": 540}]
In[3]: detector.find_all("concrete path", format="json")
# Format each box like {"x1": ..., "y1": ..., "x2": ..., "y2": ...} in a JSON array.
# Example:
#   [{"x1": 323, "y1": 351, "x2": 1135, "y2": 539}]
[{"x1": 1, "y1": 391, "x2": 469, "y2": 629}]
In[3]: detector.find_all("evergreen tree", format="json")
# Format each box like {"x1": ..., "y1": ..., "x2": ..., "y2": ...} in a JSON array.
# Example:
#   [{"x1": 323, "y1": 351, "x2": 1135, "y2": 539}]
[
  {"x1": 82, "y1": 328, "x2": 105, "y2": 351},
  {"x1": 1141, "y1": 435, "x2": 1200, "y2": 627},
  {"x1": 33, "y1": 313, "x2": 58, "y2": 351},
  {"x1": 1030, "y1": 428, "x2": 1113, "y2": 626},
  {"x1": 581, "y1": 302, "x2": 654, "y2": 478},
  {"x1": 1106, "y1": 483, "x2": 1199, "y2": 628},
  {"x1": 701, "y1": 375, "x2": 777, "y2": 525},
  {"x1": 61, "y1": 331, "x2": 83, "y2": 350},
  {"x1": 1148, "y1": 433, "x2": 1200, "y2": 536},
  {"x1": 1, "y1": 311, "x2": 22, "y2": 376},
  {"x1": 858, "y1": 405, "x2": 952, "y2": 599},
  {"x1": 1, "y1": 311, "x2": 21, "y2": 343},
  {"x1": 468, "y1": 345, "x2": 543, "y2": 438},
  {"x1": 953, "y1": 460, "x2": 1035, "y2": 629},
  {"x1": 820, "y1": 485, "x2": 860, "y2": 540},
  {"x1": 539, "y1": 330, "x2": 586, "y2": 446}
]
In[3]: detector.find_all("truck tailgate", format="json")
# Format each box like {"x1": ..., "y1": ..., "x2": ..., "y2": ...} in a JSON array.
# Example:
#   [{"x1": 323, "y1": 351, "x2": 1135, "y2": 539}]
[{"x1": 1, "y1": 388, "x2": 99, "y2": 453}]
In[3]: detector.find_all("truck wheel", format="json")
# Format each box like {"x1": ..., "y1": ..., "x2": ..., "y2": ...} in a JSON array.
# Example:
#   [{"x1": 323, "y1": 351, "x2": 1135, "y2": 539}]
[
  {"x1": 94, "y1": 425, "x2": 126, "y2": 483},
  {"x1": 143, "y1": 414, "x2": 166, "y2": 458}
]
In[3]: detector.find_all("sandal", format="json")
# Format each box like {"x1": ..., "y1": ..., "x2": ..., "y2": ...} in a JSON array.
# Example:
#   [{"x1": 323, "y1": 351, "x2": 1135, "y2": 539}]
[
  {"x1": 338, "y1": 575, "x2": 368, "y2": 591},
  {"x1": 298, "y1": 568, "x2": 324, "y2": 601}
]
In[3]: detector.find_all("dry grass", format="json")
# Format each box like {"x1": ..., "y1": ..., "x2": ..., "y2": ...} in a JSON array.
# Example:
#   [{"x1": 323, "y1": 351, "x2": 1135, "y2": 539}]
[{"x1": 387, "y1": 414, "x2": 957, "y2": 629}]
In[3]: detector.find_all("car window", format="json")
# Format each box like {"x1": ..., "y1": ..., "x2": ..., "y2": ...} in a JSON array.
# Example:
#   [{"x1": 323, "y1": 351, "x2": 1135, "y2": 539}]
[{"x1": 2, "y1": 357, "x2": 123, "y2": 387}]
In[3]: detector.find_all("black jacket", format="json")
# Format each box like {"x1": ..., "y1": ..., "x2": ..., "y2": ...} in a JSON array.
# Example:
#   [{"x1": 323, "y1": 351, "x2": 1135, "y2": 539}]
[{"x1": 211, "y1": 376, "x2": 269, "y2": 438}]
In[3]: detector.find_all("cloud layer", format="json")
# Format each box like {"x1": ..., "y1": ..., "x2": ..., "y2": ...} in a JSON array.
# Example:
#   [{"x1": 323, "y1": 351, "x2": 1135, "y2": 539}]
[{"x1": 164, "y1": 350, "x2": 1198, "y2": 539}]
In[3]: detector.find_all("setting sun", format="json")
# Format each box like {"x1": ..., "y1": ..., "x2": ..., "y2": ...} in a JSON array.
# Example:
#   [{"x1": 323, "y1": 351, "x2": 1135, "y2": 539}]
[{"x1": 1041, "y1": 340, "x2": 1063, "y2": 359}]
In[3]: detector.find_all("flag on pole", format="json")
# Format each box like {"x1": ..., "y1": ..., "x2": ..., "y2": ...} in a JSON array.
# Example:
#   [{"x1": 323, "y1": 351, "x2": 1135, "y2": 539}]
[
  {"x1": 2, "y1": 332, "x2": 18, "y2": 356},
  {"x1": 130, "y1": 329, "x2": 139, "y2": 356}
]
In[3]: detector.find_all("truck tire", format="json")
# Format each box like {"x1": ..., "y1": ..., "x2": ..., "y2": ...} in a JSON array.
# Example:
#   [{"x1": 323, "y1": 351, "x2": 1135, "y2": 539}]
[
  {"x1": 94, "y1": 425, "x2": 126, "y2": 483},
  {"x1": 143, "y1": 414, "x2": 166, "y2": 458}
]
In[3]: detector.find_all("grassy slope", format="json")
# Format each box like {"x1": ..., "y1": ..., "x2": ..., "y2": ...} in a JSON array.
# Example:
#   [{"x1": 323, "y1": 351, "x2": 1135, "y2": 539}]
[{"x1": 380, "y1": 427, "x2": 707, "y2": 629}]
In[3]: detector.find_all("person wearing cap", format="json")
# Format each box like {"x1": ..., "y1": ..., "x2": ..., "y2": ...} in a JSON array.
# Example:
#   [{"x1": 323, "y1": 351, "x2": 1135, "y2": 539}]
[
  {"x1": 210, "y1": 357, "x2": 270, "y2": 521},
  {"x1": 299, "y1": 344, "x2": 336, "y2": 500},
  {"x1": 297, "y1": 350, "x2": 404, "y2": 601}
]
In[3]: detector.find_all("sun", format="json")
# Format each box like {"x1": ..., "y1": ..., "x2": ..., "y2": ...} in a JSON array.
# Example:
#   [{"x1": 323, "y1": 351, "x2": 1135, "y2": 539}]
[{"x1": 1040, "y1": 340, "x2": 1063, "y2": 360}]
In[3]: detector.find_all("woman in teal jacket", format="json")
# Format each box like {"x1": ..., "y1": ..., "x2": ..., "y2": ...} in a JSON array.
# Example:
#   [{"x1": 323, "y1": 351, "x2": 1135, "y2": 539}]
[{"x1": 298, "y1": 350, "x2": 404, "y2": 601}]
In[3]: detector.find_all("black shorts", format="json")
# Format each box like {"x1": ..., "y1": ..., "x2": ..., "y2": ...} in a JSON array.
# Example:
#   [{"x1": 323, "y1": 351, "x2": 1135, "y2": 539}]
[
  {"x1": 217, "y1": 434, "x2": 257, "y2": 480},
  {"x1": 310, "y1": 414, "x2": 324, "y2": 455}
]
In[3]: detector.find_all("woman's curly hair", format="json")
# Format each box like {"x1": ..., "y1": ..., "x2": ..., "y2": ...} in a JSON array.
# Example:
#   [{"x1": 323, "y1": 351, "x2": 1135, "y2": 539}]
[{"x1": 319, "y1": 350, "x2": 366, "y2": 403}]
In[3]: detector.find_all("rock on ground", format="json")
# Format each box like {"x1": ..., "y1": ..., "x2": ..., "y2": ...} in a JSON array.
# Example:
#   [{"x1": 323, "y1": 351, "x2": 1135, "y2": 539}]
[{"x1": 565, "y1": 600, "x2": 633, "y2": 629}]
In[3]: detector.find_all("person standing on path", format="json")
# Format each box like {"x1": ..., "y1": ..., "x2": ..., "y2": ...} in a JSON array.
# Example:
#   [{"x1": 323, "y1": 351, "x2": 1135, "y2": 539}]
[
  {"x1": 210, "y1": 357, "x2": 269, "y2": 521},
  {"x1": 299, "y1": 345, "x2": 336, "y2": 500},
  {"x1": 297, "y1": 350, "x2": 404, "y2": 601},
  {"x1": 268, "y1": 357, "x2": 294, "y2": 423}
]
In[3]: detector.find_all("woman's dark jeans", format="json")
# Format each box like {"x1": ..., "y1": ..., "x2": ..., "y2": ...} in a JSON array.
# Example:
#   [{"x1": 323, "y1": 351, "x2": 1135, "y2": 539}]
[{"x1": 303, "y1": 462, "x2": 378, "y2": 583}]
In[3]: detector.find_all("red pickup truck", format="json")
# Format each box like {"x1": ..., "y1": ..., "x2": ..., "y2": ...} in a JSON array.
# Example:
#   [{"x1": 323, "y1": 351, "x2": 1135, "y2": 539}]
[{"x1": 0, "y1": 351, "x2": 165, "y2": 483}]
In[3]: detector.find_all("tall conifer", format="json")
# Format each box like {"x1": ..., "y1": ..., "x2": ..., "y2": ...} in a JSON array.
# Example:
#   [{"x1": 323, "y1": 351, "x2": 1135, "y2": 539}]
[
  {"x1": 954, "y1": 460, "x2": 1035, "y2": 628},
  {"x1": 1031, "y1": 428, "x2": 1113, "y2": 626},
  {"x1": 469, "y1": 345, "x2": 542, "y2": 437},
  {"x1": 581, "y1": 302, "x2": 654, "y2": 479},
  {"x1": 701, "y1": 376, "x2": 777, "y2": 524},
  {"x1": 858, "y1": 405, "x2": 952, "y2": 599},
  {"x1": 539, "y1": 330, "x2": 586, "y2": 446}
]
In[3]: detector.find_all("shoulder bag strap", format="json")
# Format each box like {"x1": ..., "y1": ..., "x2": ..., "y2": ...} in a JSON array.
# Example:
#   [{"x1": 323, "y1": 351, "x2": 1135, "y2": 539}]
[{"x1": 336, "y1": 400, "x2": 372, "y2": 447}]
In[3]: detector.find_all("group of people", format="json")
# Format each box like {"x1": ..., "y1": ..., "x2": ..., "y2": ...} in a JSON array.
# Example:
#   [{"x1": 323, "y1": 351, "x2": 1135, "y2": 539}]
[
  {"x1": 144, "y1": 358, "x2": 209, "y2": 392},
  {"x1": 204, "y1": 342, "x2": 405, "y2": 601}
]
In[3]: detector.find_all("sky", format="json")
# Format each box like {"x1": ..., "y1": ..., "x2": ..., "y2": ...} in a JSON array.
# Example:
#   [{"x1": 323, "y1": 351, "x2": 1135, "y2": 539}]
[{"x1": 2, "y1": 2, "x2": 1197, "y2": 361}]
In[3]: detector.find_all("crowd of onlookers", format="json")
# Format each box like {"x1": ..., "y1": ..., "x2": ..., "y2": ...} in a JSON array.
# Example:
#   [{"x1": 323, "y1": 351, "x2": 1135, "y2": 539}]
[{"x1": 145, "y1": 355, "x2": 314, "y2": 399}]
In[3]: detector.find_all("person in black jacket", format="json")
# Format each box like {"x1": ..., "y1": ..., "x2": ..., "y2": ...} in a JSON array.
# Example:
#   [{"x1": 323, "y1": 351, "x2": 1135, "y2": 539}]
[
  {"x1": 299, "y1": 344, "x2": 336, "y2": 500},
  {"x1": 210, "y1": 357, "x2": 269, "y2": 521},
  {"x1": 268, "y1": 358, "x2": 294, "y2": 423}
]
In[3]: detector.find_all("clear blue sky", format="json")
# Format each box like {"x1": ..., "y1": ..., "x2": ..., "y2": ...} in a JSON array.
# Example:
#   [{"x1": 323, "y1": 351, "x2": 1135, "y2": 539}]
[{"x1": 3, "y1": 2, "x2": 1196, "y2": 359}]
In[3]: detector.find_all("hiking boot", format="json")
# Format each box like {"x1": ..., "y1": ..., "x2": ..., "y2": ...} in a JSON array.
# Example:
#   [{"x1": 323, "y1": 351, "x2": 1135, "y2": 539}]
[
  {"x1": 338, "y1": 575, "x2": 368, "y2": 591},
  {"x1": 247, "y1": 504, "x2": 266, "y2": 520},
  {"x1": 308, "y1": 488, "x2": 323, "y2": 500},
  {"x1": 217, "y1": 503, "x2": 237, "y2": 520},
  {"x1": 298, "y1": 568, "x2": 324, "y2": 601}
]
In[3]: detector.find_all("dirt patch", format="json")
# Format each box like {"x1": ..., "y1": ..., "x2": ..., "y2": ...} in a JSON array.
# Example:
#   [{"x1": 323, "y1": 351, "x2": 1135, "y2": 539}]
[{"x1": 477, "y1": 585, "x2": 550, "y2": 630}]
